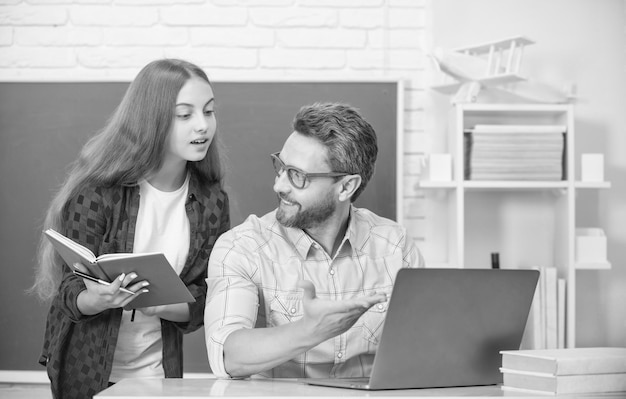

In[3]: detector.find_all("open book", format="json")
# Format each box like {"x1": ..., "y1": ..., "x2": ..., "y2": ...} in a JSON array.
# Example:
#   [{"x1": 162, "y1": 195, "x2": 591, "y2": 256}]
[{"x1": 44, "y1": 229, "x2": 195, "y2": 309}]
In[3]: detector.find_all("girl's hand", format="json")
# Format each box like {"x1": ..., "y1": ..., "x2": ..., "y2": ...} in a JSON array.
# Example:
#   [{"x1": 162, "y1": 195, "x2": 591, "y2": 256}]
[{"x1": 74, "y1": 262, "x2": 149, "y2": 315}]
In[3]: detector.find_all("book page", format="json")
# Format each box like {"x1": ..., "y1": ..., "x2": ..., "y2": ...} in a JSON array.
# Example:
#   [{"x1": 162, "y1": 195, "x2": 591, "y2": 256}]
[
  {"x1": 45, "y1": 229, "x2": 96, "y2": 261},
  {"x1": 97, "y1": 252, "x2": 163, "y2": 261}
]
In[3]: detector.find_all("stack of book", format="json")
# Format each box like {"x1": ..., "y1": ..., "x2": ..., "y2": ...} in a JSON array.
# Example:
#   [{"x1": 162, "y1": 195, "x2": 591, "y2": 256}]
[
  {"x1": 500, "y1": 347, "x2": 626, "y2": 395},
  {"x1": 464, "y1": 124, "x2": 566, "y2": 181}
]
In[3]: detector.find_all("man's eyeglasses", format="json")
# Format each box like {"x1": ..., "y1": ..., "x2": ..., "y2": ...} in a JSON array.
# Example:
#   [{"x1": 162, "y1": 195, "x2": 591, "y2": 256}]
[{"x1": 271, "y1": 152, "x2": 349, "y2": 189}]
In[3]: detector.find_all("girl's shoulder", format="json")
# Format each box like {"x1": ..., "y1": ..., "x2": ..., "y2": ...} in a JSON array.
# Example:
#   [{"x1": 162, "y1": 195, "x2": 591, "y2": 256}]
[
  {"x1": 69, "y1": 183, "x2": 137, "y2": 208},
  {"x1": 188, "y1": 172, "x2": 228, "y2": 202}
]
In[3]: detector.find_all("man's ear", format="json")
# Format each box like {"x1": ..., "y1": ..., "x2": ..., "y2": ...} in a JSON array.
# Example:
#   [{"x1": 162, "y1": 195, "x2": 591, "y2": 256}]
[{"x1": 337, "y1": 175, "x2": 362, "y2": 202}]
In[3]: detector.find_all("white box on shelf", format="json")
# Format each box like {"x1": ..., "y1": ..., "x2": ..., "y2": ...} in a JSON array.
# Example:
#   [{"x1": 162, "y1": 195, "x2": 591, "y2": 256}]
[
  {"x1": 428, "y1": 153, "x2": 452, "y2": 182},
  {"x1": 581, "y1": 154, "x2": 604, "y2": 182},
  {"x1": 575, "y1": 228, "x2": 607, "y2": 262}
]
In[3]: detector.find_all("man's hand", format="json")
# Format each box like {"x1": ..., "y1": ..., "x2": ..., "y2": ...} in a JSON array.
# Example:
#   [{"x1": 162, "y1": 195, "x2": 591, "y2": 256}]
[
  {"x1": 297, "y1": 280, "x2": 387, "y2": 342},
  {"x1": 221, "y1": 280, "x2": 387, "y2": 377}
]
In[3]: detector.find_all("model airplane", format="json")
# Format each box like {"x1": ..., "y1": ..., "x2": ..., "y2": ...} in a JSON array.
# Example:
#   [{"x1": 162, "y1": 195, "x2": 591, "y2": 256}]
[{"x1": 430, "y1": 36, "x2": 576, "y2": 104}]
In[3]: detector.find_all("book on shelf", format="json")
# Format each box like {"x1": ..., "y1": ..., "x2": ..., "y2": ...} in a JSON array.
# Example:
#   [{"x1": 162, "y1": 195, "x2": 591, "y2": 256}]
[
  {"x1": 471, "y1": 134, "x2": 565, "y2": 144},
  {"x1": 469, "y1": 172, "x2": 563, "y2": 181},
  {"x1": 470, "y1": 150, "x2": 564, "y2": 158},
  {"x1": 500, "y1": 347, "x2": 626, "y2": 375},
  {"x1": 463, "y1": 129, "x2": 565, "y2": 181},
  {"x1": 472, "y1": 124, "x2": 567, "y2": 133},
  {"x1": 44, "y1": 228, "x2": 195, "y2": 309},
  {"x1": 557, "y1": 279, "x2": 566, "y2": 349},
  {"x1": 543, "y1": 267, "x2": 558, "y2": 350},
  {"x1": 500, "y1": 367, "x2": 626, "y2": 394}
]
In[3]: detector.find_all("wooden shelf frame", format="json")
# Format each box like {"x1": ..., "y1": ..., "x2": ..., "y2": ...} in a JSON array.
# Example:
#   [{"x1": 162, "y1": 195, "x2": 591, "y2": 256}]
[{"x1": 418, "y1": 103, "x2": 611, "y2": 348}]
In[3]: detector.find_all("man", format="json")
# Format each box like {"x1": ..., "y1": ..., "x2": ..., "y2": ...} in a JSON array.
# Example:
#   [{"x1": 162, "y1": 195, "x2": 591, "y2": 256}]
[{"x1": 205, "y1": 102, "x2": 424, "y2": 379}]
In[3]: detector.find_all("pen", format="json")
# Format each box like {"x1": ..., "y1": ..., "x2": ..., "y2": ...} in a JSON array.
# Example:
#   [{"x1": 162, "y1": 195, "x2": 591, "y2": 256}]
[{"x1": 73, "y1": 270, "x2": 136, "y2": 295}]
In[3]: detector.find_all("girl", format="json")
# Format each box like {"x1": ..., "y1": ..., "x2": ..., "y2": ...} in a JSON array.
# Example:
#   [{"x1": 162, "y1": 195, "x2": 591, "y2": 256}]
[{"x1": 30, "y1": 59, "x2": 230, "y2": 398}]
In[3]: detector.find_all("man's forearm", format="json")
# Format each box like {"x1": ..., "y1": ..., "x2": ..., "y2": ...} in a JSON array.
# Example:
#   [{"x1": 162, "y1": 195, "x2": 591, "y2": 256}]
[
  {"x1": 223, "y1": 319, "x2": 320, "y2": 377},
  {"x1": 216, "y1": 280, "x2": 387, "y2": 377}
]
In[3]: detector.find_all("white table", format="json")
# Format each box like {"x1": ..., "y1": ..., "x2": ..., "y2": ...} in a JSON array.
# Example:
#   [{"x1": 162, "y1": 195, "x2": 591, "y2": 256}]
[{"x1": 95, "y1": 378, "x2": 626, "y2": 398}]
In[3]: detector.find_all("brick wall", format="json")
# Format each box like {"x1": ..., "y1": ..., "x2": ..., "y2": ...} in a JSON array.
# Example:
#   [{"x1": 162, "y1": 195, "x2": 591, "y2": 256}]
[{"x1": 0, "y1": 0, "x2": 431, "y2": 247}]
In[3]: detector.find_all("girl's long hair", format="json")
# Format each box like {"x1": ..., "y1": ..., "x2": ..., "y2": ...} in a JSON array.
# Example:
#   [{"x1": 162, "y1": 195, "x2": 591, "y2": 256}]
[{"x1": 30, "y1": 59, "x2": 223, "y2": 302}]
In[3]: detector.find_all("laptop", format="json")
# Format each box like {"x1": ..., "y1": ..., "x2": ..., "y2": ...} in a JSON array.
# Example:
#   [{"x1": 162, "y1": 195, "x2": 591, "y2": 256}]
[{"x1": 305, "y1": 268, "x2": 539, "y2": 390}]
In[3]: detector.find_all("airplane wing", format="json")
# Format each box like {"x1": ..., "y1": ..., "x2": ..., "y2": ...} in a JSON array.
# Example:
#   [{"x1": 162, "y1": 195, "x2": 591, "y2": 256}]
[
  {"x1": 428, "y1": 36, "x2": 573, "y2": 104},
  {"x1": 430, "y1": 49, "x2": 527, "y2": 94}
]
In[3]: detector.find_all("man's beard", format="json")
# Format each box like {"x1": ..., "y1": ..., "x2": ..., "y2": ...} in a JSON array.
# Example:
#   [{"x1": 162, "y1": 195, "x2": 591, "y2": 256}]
[{"x1": 276, "y1": 192, "x2": 336, "y2": 230}]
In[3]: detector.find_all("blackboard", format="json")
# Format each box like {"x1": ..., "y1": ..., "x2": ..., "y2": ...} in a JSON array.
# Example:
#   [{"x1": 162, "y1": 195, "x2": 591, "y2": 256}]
[{"x1": 0, "y1": 80, "x2": 399, "y2": 373}]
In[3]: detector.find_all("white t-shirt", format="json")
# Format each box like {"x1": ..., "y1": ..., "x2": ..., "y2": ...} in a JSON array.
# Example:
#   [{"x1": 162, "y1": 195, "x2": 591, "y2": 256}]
[{"x1": 109, "y1": 174, "x2": 190, "y2": 382}]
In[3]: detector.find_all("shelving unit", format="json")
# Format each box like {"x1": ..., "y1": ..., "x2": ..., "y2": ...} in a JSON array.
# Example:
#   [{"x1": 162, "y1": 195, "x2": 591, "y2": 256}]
[{"x1": 419, "y1": 103, "x2": 611, "y2": 348}]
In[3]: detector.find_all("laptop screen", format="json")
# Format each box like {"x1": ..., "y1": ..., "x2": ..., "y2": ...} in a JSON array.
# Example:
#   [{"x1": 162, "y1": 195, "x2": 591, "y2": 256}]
[{"x1": 366, "y1": 268, "x2": 539, "y2": 390}]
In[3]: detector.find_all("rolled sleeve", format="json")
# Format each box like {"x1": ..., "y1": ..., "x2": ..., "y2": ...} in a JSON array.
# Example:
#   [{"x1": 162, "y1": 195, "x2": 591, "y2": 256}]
[
  {"x1": 205, "y1": 318, "x2": 246, "y2": 378},
  {"x1": 204, "y1": 232, "x2": 262, "y2": 378}
]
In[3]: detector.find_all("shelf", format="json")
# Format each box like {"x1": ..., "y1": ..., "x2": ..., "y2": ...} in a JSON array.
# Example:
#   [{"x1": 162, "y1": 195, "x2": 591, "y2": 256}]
[
  {"x1": 424, "y1": 261, "x2": 457, "y2": 269},
  {"x1": 431, "y1": 73, "x2": 526, "y2": 95},
  {"x1": 576, "y1": 261, "x2": 611, "y2": 270},
  {"x1": 419, "y1": 181, "x2": 571, "y2": 189},
  {"x1": 418, "y1": 181, "x2": 456, "y2": 188},
  {"x1": 575, "y1": 181, "x2": 611, "y2": 189},
  {"x1": 420, "y1": 181, "x2": 611, "y2": 190},
  {"x1": 460, "y1": 103, "x2": 571, "y2": 112},
  {"x1": 426, "y1": 102, "x2": 610, "y2": 349}
]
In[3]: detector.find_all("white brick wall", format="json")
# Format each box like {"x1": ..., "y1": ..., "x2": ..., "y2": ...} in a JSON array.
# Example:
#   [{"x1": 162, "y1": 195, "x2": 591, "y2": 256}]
[{"x1": 0, "y1": 0, "x2": 431, "y2": 240}]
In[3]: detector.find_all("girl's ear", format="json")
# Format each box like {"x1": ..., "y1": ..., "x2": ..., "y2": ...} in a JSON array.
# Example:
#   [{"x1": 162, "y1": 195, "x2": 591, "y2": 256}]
[{"x1": 337, "y1": 175, "x2": 362, "y2": 202}]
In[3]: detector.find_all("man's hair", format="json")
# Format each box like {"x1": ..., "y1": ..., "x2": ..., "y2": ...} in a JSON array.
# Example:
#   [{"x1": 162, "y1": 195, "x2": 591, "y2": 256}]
[{"x1": 293, "y1": 102, "x2": 377, "y2": 202}]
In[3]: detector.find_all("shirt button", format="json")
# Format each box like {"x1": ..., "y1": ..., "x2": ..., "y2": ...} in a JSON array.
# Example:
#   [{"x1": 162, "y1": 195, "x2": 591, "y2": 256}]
[
  {"x1": 377, "y1": 304, "x2": 385, "y2": 310},
  {"x1": 290, "y1": 308, "x2": 297, "y2": 314},
  {"x1": 329, "y1": 268, "x2": 335, "y2": 275},
  {"x1": 337, "y1": 352, "x2": 343, "y2": 359}
]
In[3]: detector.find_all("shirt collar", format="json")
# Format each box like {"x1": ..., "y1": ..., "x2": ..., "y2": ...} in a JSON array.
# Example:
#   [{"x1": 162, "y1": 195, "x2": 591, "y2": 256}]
[
  {"x1": 276, "y1": 205, "x2": 358, "y2": 260},
  {"x1": 127, "y1": 169, "x2": 200, "y2": 200}
]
